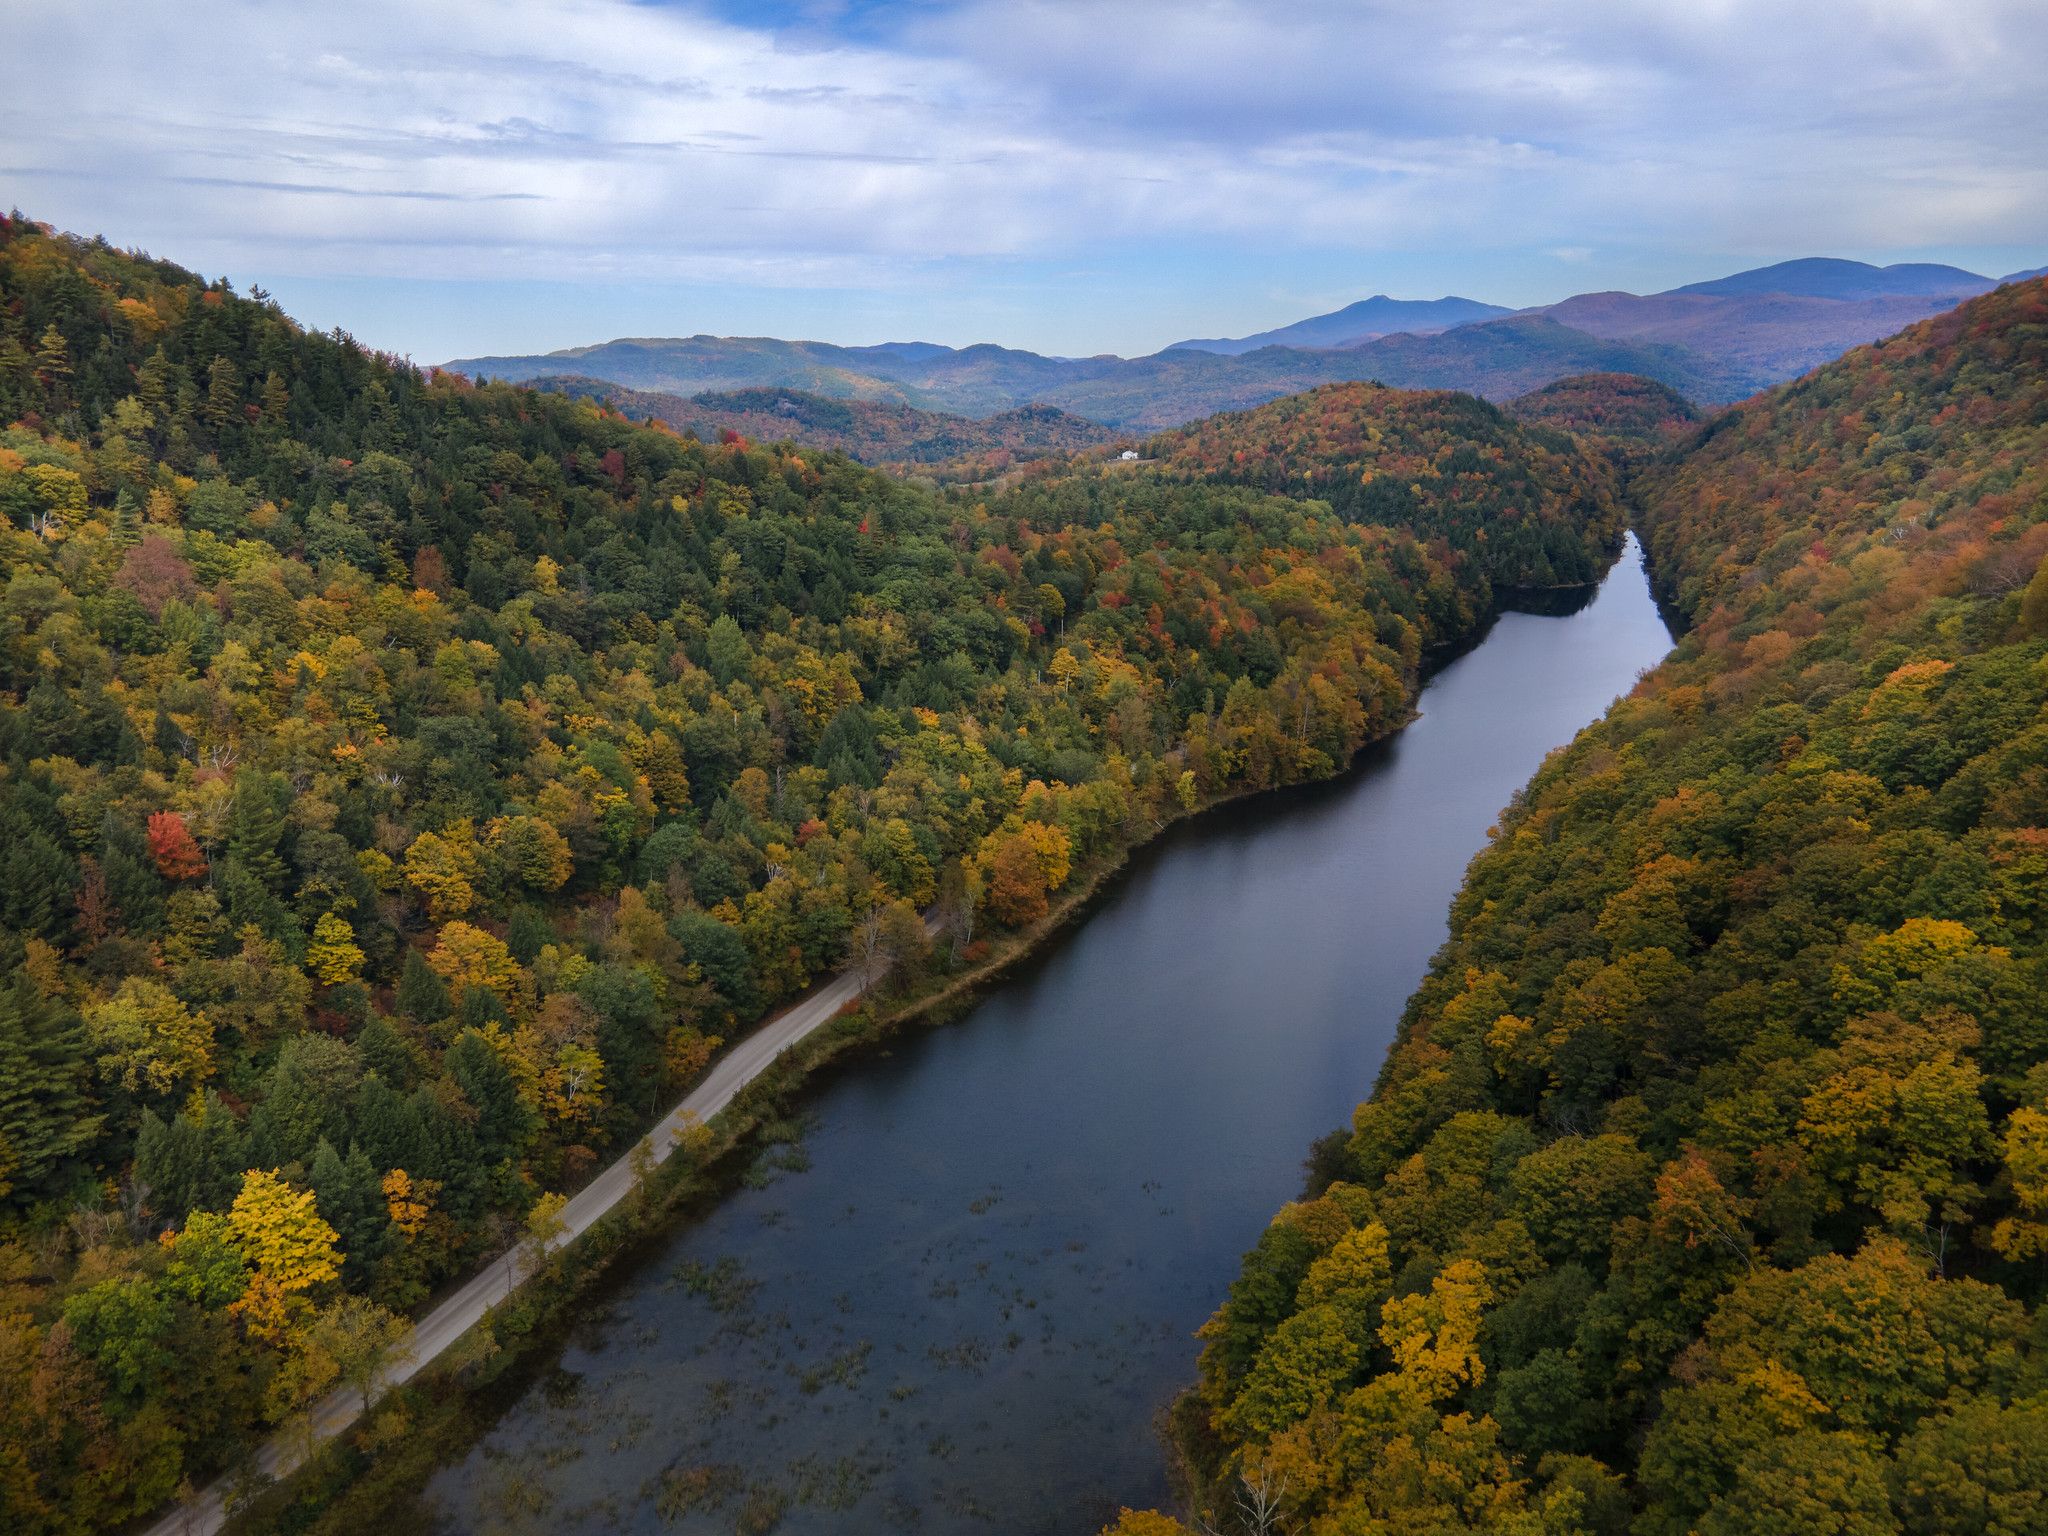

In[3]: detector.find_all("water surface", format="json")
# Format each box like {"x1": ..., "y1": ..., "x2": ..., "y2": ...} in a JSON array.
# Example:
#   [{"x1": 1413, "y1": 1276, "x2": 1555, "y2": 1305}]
[{"x1": 427, "y1": 537, "x2": 1673, "y2": 1535}]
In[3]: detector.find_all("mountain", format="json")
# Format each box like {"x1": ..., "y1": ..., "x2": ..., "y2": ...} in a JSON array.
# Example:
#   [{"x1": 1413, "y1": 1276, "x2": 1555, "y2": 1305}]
[
  {"x1": 1168, "y1": 295, "x2": 1512, "y2": 355},
  {"x1": 1665, "y1": 255, "x2": 1993, "y2": 299},
  {"x1": 1534, "y1": 288, "x2": 1977, "y2": 397},
  {"x1": 1503, "y1": 371, "x2": 1702, "y2": 448},
  {"x1": 2004, "y1": 264, "x2": 2048, "y2": 284},
  {"x1": 531, "y1": 377, "x2": 1118, "y2": 475},
  {"x1": 453, "y1": 317, "x2": 1716, "y2": 431},
  {"x1": 1151, "y1": 274, "x2": 2048, "y2": 1536},
  {"x1": 447, "y1": 255, "x2": 2038, "y2": 432}
]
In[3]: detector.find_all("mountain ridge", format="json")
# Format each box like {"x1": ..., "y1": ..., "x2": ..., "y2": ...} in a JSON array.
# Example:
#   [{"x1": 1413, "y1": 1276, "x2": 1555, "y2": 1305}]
[
  {"x1": 446, "y1": 254, "x2": 2040, "y2": 429},
  {"x1": 1168, "y1": 294, "x2": 1513, "y2": 355}
]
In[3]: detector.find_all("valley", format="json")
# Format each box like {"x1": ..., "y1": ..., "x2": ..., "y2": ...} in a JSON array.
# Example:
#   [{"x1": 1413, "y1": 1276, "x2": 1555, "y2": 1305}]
[{"x1": 0, "y1": 209, "x2": 2044, "y2": 1536}]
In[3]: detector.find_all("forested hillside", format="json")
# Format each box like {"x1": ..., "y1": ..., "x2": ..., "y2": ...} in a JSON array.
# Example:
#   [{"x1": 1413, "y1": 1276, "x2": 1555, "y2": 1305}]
[
  {"x1": 1504, "y1": 373, "x2": 1702, "y2": 453},
  {"x1": 0, "y1": 216, "x2": 1625, "y2": 1531},
  {"x1": 529, "y1": 377, "x2": 1117, "y2": 479},
  {"x1": 1145, "y1": 382, "x2": 1629, "y2": 587},
  {"x1": 1133, "y1": 279, "x2": 2048, "y2": 1535}
]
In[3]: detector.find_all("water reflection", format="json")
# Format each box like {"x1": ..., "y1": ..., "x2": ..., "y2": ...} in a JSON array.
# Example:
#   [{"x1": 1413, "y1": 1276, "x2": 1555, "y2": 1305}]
[{"x1": 424, "y1": 538, "x2": 1674, "y2": 1535}]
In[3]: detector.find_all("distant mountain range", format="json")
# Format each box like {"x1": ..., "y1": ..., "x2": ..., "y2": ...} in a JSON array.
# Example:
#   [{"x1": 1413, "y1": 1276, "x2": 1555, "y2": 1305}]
[
  {"x1": 540, "y1": 377, "x2": 1116, "y2": 474},
  {"x1": 446, "y1": 256, "x2": 2044, "y2": 430},
  {"x1": 1168, "y1": 295, "x2": 1513, "y2": 354}
]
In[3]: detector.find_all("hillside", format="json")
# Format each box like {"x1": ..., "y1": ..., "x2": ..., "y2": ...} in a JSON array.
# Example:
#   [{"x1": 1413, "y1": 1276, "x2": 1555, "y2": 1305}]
[
  {"x1": 1505, "y1": 373, "x2": 1703, "y2": 450},
  {"x1": 1169, "y1": 295, "x2": 1512, "y2": 355},
  {"x1": 0, "y1": 214, "x2": 1629, "y2": 1533},
  {"x1": 529, "y1": 377, "x2": 1118, "y2": 475},
  {"x1": 1145, "y1": 382, "x2": 1628, "y2": 587},
  {"x1": 1128, "y1": 277, "x2": 2048, "y2": 1536},
  {"x1": 1538, "y1": 288, "x2": 1981, "y2": 398}
]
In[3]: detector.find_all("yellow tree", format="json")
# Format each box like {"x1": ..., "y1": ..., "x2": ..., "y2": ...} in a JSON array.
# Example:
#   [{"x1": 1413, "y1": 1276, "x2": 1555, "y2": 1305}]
[
  {"x1": 487, "y1": 814, "x2": 574, "y2": 893},
  {"x1": 85, "y1": 978, "x2": 214, "y2": 1096},
  {"x1": 382, "y1": 1168, "x2": 436, "y2": 1239},
  {"x1": 217, "y1": 1169, "x2": 341, "y2": 1343},
  {"x1": 426, "y1": 921, "x2": 524, "y2": 1011},
  {"x1": 306, "y1": 911, "x2": 365, "y2": 986},
  {"x1": 403, "y1": 823, "x2": 482, "y2": 918}
]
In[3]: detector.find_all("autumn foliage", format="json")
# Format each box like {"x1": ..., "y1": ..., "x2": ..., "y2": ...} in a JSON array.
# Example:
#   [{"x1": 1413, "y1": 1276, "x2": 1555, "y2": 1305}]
[{"x1": 1170, "y1": 276, "x2": 2048, "y2": 1534}]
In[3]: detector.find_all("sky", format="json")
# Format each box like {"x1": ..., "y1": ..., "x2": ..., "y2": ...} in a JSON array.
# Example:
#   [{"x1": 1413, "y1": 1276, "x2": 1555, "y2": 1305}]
[{"x1": 5, "y1": 0, "x2": 2046, "y2": 363}]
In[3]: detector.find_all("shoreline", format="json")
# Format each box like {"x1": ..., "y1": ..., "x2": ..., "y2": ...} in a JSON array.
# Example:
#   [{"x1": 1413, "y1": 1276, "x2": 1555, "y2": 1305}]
[{"x1": 167, "y1": 564, "x2": 1627, "y2": 1536}]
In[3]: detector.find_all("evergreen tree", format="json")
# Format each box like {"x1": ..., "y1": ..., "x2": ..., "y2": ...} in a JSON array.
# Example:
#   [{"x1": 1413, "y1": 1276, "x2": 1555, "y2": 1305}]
[
  {"x1": 396, "y1": 948, "x2": 450, "y2": 1025},
  {"x1": 445, "y1": 1029, "x2": 533, "y2": 1165},
  {"x1": 309, "y1": 1139, "x2": 391, "y2": 1287},
  {"x1": 0, "y1": 970, "x2": 100, "y2": 1209},
  {"x1": 201, "y1": 354, "x2": 240, "y2": 430}
]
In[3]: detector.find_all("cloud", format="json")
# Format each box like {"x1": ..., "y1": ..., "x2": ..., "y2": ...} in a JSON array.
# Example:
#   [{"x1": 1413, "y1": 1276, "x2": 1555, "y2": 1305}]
[{"x1": 2, "y1": 0, "x2": 2043, "y2": 347}]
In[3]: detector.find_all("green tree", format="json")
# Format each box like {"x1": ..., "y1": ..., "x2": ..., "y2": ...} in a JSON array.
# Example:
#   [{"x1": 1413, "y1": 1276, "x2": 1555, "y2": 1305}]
[
  {"x1": 0, "y1": 970, "x2": 99, "y2": 1207},
  {"x1": 305, "y1": 1293, "x2": 412, "y2": 1412}
]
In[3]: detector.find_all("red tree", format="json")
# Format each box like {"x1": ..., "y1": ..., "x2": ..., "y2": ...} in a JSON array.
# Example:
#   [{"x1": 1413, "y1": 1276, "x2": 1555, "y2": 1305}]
[{"x1": 147, "y1": 810, "x2": 207, "y2": 881}]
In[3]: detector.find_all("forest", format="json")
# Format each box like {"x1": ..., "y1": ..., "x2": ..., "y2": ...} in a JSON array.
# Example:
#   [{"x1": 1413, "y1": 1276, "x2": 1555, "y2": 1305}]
[
  {"x1": 1143, "y1": 382, "x2": 1627, "y2": 588},
  {"x1": 1129, "y1": 277, "x2": 2048, "y2": 1534},
  {"x1": 0, "y1": 214, "x2": 1628, "y2": 1532},
  {"x1": 527, "y1": 378, "x2": 1118, "y2": 483}
]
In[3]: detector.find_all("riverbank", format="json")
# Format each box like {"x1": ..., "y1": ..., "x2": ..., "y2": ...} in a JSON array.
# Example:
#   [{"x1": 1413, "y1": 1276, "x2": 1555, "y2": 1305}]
[{"x1": 189, "y1": 557, "x2": 1641, "y2": 1536}]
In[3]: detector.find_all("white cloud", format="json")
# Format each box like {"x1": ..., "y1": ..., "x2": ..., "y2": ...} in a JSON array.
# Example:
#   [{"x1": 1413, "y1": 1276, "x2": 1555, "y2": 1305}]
[{"x1": 2, "y1": 0, "x2": 2043, "y2": 348}]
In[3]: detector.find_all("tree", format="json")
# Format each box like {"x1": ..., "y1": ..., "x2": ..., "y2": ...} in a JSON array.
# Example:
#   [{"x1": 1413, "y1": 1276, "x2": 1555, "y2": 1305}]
[
  {"x1": 403, "y1": 825, "x2": 482, "y2": 919},
  {"x1": 975, "y1": 822, "x2": 1073, "y2": 927},
  {"x1": 849, "y1": 906, "x2": 888, "y2": 990},
  {"x1": 305, "y1": 1294, "x2": 411, "y2": 1412},
  {"x1": 201, "y1": 355, "x2": 240, "y2": 430},
  {"x1": 33, "y1": 322, "x2": 71, "y2": 390},
  {"x1": 85, "y1": 978, "x2": 214, "y2": 1097},
  {"x1": 146, "y1": 810, "x2": 207, "y2": 881},
  {"x1": 211, "y1": 1168, "x2": 342, "y2": 1343},
  {"x1": 381, "y1": 1167, "x2": 435, "y2": 1238},
  {"x1": 487, "y1": 814, "x2": 574, "y2": 893},
  {"x1": 2020, "y1": 550, "x2": 2048, "y2": 636},
  {"x1": 134, "y1": 1096, "x2": 245, "y2": 1222},
  {"x1": 705, "y1": 613, "x2": 751, "y2": 684},
  {"x1": 521, "y1": 1190, "x2": 569, "y2": 1275},
  {"x1": 306, "y1": 911, "x2": 365, "y2": 986},
  {"x1": 309, "y1": 1140, "x2": 391, "y2": 1287},
  {"x1": 0, "y1": 971, "x2": 99, "y2": 1207},
  {"x1": 396, "y1": 948, "x2": 451, "y2": 1025},
  {"x1": 446, "y1": 1029, "x2": 535, "y2": 1163},
  {"x1": 425, "y1": 921, "x2": 522, "y2": 1010}
]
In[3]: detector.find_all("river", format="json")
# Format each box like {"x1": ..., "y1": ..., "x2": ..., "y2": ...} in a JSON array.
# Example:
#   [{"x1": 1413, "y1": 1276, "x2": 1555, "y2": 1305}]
[{"x1": 422, "y1": 535, "x2": 1674, "y2": 1535}]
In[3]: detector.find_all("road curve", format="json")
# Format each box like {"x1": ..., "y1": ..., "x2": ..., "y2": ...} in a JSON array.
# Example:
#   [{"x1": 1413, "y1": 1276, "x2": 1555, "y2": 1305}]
[{"x1": 144, "y1": 963, "x2": 872, "y2": 1536}]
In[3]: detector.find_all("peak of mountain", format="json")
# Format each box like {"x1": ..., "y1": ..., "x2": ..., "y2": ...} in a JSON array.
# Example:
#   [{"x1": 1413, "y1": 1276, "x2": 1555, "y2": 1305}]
[
  {"x1": 443, "y1": 257, "x2": 2025, "y2": 435},
  {"x1": 1665, "y1": 256, "x2": 1992, "y2": 300},
  {"x1": 2003, "y1": 264, "x2": 2048, "y2": 284},
  {"x1": 1168, "y1": 294, "x2": 1512, "y2": 355}
]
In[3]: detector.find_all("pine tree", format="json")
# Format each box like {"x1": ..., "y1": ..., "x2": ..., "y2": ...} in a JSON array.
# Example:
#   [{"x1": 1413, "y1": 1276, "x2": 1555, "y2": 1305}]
[
  {"x1": 201, "y1": 355, "x2": 240, "y2": 431},
  {"x1": 446, "y1": 1029, "x2": 533, "y2": 1164},
  {"x1": 396, "y1": 949, "x2": 450, "y2": 1025},
  {"x1": 32, "y1": 323, "x2": 70, "y2": 402},
  {"x1": 354, "y1": 1015, "x2": 417, "y2": 1091},
  {"x1": 0, "y1": 970, "x2": 101, "y2": 1208},
  {"x1": 225, "y1": 769, "x2": 291, "y2": 891},
  {"x1": 309, "y1": 1139, "x2": 391, "y2": 1287},
  {"x1": 353, "y1": 1073, "x2": 421, "y2": 1173}
]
